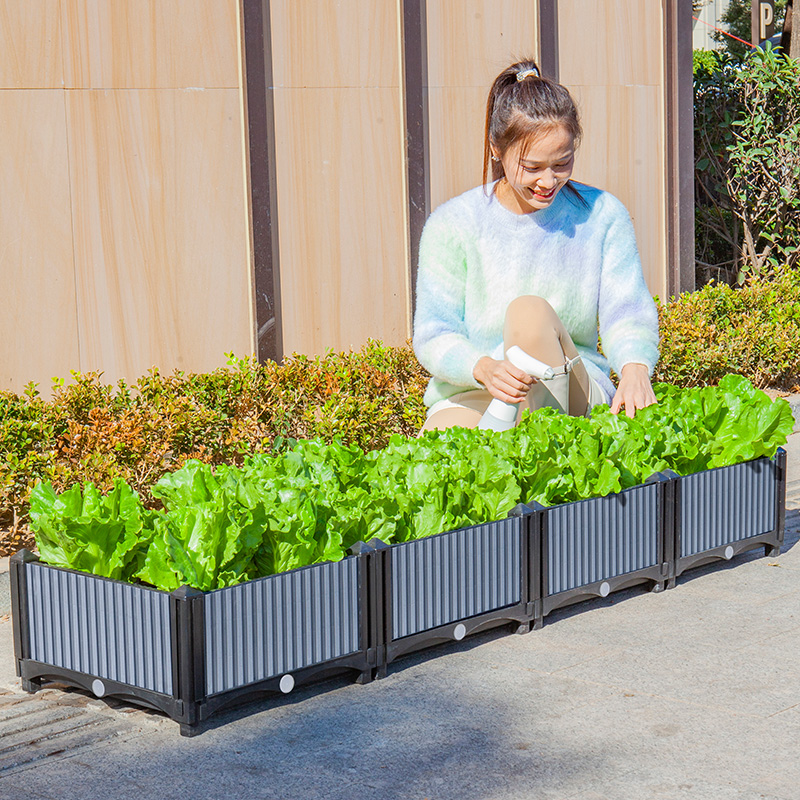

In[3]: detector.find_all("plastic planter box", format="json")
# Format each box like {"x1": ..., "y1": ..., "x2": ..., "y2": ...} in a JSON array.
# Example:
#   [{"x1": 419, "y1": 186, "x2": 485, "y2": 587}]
[
  {"x1": 10, "y1": 547, "x2": 375, "y2": 736},
  {"x1": 671, "y1": 448, "x2": 787, "y2": 583},
  {"x1": 369, "y1": 504, "x2": 538, "y2": 676},
  {"x1": 537, "y1": 475, "x2": 673, "y2": 624}
]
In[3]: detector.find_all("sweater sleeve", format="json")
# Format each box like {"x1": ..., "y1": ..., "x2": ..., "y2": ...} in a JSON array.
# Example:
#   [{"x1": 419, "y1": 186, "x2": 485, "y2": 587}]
[
  {"x1": 597, "y1": 199, "x2": 660, "y2": 375},
  {"x1": 413, "y1": 210, "x2": 484, "y2": 388}
]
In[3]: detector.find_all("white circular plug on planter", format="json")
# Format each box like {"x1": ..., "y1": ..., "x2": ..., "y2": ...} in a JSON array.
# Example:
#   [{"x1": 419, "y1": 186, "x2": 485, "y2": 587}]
[
  {"x1": 599, "y1": 582, "x2": 611, "y2": 597},
  {"x1": 279, "y1": 674, "x2": 295, "y2": 694},
  {"x1": 91, "y1": 679, "x2": 106, "y2": 698},
  {"x1": 724, "y1": 546, "x2": 734, "y2": 560},
  {"x1": 453, "y1": 624, "x2": 467, "y2": 641}
]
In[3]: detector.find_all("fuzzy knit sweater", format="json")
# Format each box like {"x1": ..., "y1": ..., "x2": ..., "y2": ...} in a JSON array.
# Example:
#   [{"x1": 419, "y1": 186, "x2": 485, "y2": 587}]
[{"x1": 413, "y1": 181, "x2": 660, "y2": 407}]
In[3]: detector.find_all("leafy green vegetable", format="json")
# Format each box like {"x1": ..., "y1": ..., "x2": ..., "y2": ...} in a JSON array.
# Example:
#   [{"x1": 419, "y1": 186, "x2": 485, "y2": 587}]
[
  {"x1": 28, "y1": 377, "x2": 795, "y2": 591},
  {"x1": 30, "y1": 479, "x2": 153, "y2": 581}
]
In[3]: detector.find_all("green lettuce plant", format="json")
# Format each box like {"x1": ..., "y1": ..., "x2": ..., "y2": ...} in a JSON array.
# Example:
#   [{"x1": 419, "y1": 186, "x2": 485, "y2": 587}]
[{"x1": 29, "y1": 377, "x2": 795, "y2": 592}]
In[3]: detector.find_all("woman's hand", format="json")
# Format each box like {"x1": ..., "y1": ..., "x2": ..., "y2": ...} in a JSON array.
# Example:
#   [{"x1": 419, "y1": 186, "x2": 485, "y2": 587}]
[
  {"x1": 473, "y1": 356, "x2": 534, "y2": 403},
  {"x1": 610, "y1": 363, "x2": 656, "y2": 418}
]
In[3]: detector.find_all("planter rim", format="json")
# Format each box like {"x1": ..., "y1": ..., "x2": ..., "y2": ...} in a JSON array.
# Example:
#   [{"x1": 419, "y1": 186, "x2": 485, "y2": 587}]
[{"x1": 13, "y1": 547, "x2": 361, "y2": 597}]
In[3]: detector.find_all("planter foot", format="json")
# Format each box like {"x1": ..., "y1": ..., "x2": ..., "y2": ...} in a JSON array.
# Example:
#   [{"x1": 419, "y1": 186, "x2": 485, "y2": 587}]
[
  {"x1": 533, "y1": 618, "x2": 543, "y2": 631},
  {"x1": 650, "y1": 581, "x2": 666, "y2": 594},
  {"x1": 21, "y1": 678, "x2": 39, "y2": 694},
  {"x1": 180, "y1": 722, "x2": 202, "y2": 737},
  {"x1": 514, "y1": 621, "x2": 532, "y2": 635},
  {"x1": 667, "y1": 577, "x2": 677, "y2": 590},
  {"x1": 356, "y1": 668, "x2": 375, "y2": 685},
  {"x1": 766, "y1": 544, "x2": 781, "y2": 558}
]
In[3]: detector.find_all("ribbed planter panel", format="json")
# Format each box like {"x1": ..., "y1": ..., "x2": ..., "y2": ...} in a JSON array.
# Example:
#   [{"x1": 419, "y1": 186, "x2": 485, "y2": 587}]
[
  {"x1": 680, "y1": 457, "x2": 777, "y2": 557},
  {"x1": 391, "y1": 518, "x2": 521, "y2": 640},
  {"x1": 204, "y1": 557, "x2": 360, "y2": 696},
  {"x1": 26, "y1": 563, "x2": 172, "y2": 695},
  {"x1": 547, "y1": 484, "x2": 660, "y2": 595}
]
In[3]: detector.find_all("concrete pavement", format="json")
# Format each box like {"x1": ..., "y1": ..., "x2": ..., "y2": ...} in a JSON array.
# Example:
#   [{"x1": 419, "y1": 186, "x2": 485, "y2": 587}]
[{"x1": 0, "y1": 427, "x2": 798, "y2": 799}]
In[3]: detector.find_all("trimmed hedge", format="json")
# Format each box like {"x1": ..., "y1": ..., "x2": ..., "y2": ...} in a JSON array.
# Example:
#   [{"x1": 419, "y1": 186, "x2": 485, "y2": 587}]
[
  {"x1": 655, "y1": 267, "x2": 800, "y2": 389},
  {"x1": 0, "y1": 342, "x2": 428, "y2": 556}
]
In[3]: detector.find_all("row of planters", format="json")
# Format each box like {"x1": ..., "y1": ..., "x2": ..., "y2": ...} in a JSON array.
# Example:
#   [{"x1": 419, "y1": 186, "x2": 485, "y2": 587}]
[{"x1": 10, "y1": 376, "x2": 794, "y2": 735}]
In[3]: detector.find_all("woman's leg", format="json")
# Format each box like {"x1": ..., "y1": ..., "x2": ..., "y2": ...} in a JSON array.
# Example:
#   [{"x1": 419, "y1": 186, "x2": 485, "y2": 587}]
[
  {"x1": 419, "y1": 390, "x2": 493, "y2": 433},
  {"x1": 503, "y1": 295, "x2": 592, "y2": 417}
]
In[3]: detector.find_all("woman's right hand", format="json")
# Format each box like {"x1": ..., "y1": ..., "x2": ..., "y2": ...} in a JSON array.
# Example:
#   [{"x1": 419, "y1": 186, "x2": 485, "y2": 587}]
[{"x1": 473, "y1": 356, "x2": 534, "y2": 403}]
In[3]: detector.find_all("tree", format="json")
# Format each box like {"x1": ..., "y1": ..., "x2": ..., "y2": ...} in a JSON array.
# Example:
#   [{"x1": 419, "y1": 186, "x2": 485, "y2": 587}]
[{"x1": 694, "y1": 48, "x2": 800, "y2": 284}]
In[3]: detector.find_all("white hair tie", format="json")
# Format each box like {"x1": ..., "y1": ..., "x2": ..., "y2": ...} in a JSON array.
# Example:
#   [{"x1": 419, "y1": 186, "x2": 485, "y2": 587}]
[{"x1": 516, "y1": 68, "x2": 540, "y2": 82}]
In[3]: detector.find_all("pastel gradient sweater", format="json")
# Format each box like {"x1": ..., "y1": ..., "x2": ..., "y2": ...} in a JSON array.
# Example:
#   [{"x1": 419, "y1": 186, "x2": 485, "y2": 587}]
[{"x1": 413, "y1": 182, "x2": 659, "y2": 407}]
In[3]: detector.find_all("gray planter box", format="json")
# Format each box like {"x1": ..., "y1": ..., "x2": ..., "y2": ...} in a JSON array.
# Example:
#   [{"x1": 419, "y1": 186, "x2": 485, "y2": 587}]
[
  {"x1": 370, "y1": 505, "x2": 538, "y2": 675},
  {"x1": 10, "y1": 548, "x2": 374, "y2": 735},
  {"x1": 672, "y1": 449, "x2": 786, "y2": 582},
  {"x1": 538, "y1": 476, "x2": 672, "y2": 623}
]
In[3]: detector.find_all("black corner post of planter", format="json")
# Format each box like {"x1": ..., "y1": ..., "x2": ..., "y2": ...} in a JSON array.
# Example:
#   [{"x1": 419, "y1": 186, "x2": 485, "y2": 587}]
[
  {"x1": 171, "y1": 585, "x2": 206, "y2": 737},
  {"x1": 772, "y1": 446, "x2": 787, "y2": 557},
  {"x1": 9, "y1": 549, "x2": 37, "y2": 691},
  {"x1": 508, "y1": 502, "x2": 543, "y2": 633},
  {"x1": 350, "y1": 541, "x2": 380, "y2": 684},
  {"x1": 645, "y1": 470, "x2": 680, "y2": 593},
  {"x1": 366, "y1": 537, "x2": 392, "y2": 680}
]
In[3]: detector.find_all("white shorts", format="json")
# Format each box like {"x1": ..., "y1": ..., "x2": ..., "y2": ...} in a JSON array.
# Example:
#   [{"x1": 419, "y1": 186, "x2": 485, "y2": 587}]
[{"x1": 425, "y1": 376, "x2": 609, "y2": 422}]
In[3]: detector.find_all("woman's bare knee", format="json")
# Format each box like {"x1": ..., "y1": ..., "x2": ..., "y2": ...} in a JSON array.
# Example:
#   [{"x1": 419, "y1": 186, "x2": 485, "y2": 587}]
[{"x1": 504, "y1": 295, "x2": 562, "y2": 358}]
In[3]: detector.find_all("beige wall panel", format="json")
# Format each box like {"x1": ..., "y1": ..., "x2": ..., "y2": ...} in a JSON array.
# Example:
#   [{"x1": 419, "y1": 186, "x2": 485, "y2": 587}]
[
  {"x1": 426, "y1": 0, "x2": 538, "y2": 88},
  {"x1": 558, "y1": 0, "x2": 662, "y2": 86},
  {"x1": 569, "y1": 85, "x2": 666, "y2": 299},
  {"x1": 270, "y1": 0, "x2": 400, "y2": 88},
  {"x1": 66, "y1": 89, "x2": 252, "y2": 382},
  {"x1": 427, "y1": 86, "x2": 487, "y2": 211},
  {"x1": 273, "y1": 88, "x2": 408, "y2": 355},
  {"x1": 426, "y1": 1, "x2": 539, "y2": 213},
  {"x1": 61, "y1": 0, "x2": 239, "y2": 89},
  {"x1": 0, "y1": 91, "x2": 78, "y2": 393},
  {"x1": 0, "y1": 2, "x2": 63, "y2": 88}
]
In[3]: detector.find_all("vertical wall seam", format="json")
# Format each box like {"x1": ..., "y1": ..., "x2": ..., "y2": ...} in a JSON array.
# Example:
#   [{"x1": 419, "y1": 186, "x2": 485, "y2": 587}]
[
  {"x1": 538, "y1": 0, "x2": 559, "y2": 81},
  {"x1": 401, "y1": 0, "x2": 430, "y2": 317},
  {"x1": 242, "y1": 0, "x2": 283, "y2": 362},
  {"x1": 236, "y1": 0, "x2": 257, "y2": 356},
  {"x1": 396, "y1": 0, "x2": 412, "y2": 336},
  {"x1": 61, "y1": 88, "x2": 83, "y2": 374},
  {"x1": 664, "y1": 0, "x2": 695, "y2": 295}
]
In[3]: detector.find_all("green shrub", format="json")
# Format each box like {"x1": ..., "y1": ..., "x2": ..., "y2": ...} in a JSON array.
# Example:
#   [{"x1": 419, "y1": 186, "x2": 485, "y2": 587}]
[{"x1": 655, "y1": 267, "x2": 800, "y2": 388}]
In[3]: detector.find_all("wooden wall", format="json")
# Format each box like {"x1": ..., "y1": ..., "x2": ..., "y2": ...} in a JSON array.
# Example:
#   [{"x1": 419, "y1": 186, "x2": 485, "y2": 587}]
[
  {"x1": 0, "y1": 0, "x2": 685, "y2": 393},
  {"x1": 269, "y1": 1, "x2": 409, "y2": 356},
  {"x1": 426, "y1": 1, "x2": 540, "y2": 208},
  {"x1": 559, "y1": 0, "x2": 668, "y2": 299},
  {"x1": 0, "y1": 1, "x2": 253, "y2": 394}
]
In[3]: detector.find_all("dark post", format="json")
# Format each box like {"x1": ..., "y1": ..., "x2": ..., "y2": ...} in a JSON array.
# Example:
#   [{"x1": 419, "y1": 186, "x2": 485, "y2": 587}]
[
  {"x1": 367, "y1": 538, "x2": 391, "y2": 679},
  {"x1": 9, "y1": 550, "x2": 38, "y2": 682},
  {"x1": 401, "y1": 0, "x2": 430, "y2": 312},
  {"x1": 773, "y1": 447, "x2": 787, "y2": 557},
  {"x1": 350, "y1": 542, "x2": 377, "y2": 684},
  {"x1": 242, "y1": 0, "x2": 283, "y2": 363},
  {"x1": 171, "y1": 585, "x2": 206, "y2": 736},
  {"x1": 508, "y1": 502, "x2": 542, "y2": 633}
]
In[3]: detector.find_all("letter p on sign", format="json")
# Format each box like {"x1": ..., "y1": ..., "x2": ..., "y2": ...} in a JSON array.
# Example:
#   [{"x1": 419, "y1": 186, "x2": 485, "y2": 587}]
[{"x1": 753, "y1": 0, "x2": 775, "y2": 44}]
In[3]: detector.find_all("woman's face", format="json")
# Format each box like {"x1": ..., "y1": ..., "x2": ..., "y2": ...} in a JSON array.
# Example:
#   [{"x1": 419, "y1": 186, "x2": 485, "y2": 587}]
[{"x1": 494, "y1": 125, "x2": 575, "y2": 214}]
